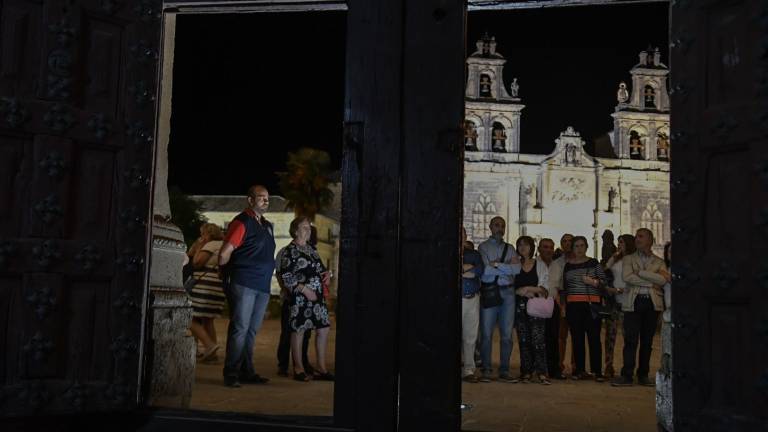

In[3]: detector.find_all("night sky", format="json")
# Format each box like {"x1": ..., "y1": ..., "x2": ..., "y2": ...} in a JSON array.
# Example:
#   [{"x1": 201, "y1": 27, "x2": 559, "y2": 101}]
[{"x1": 168, "y1": 3, "x2": 668, "y2": 195}]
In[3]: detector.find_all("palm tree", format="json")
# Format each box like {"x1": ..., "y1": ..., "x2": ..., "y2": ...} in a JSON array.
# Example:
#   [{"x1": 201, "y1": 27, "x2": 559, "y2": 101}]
[{"x1": 276, "y1": 147, "x2": 335, "y2": 220}]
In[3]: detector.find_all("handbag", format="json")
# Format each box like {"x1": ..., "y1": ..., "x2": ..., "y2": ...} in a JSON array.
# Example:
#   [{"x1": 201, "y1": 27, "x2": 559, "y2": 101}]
[
  {"x1": 184, "y1": 269, "x2": 210, "y2": 293},
  {"x1": 526, "y1": 295, "x2": 554, "y2": 319},
  {"x1": 589, "y1": 302, "x2": 612, "y2": 320},
  {"x1": 480, "y1": 243, "x2": 509, "y2": 309}
]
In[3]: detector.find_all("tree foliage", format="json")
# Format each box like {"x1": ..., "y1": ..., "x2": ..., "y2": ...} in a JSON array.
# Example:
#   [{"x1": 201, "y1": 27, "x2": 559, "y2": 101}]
[
  {"x1": 276, "y1": 147, "x2": 335, "y2": 220},
  {"x1": 169, "y1": 186, "x2": 208, "y2": 246}
]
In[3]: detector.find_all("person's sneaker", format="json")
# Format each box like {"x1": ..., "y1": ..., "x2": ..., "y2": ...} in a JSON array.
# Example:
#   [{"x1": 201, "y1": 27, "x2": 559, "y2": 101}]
[
  {"x1": 595, "y1": 374, "x2": 606, "y2": 383},
  {"x1": 223, "y1": 376, "x2": 241, "y2": 388},
  {"x1": 478, "y1": 372, "x2": 492, "y2": 383},
  {"x1": 239, "y1": 373, "x2": 269, "y2": 384},
  {"x1": 462, "y1": 374, "x2": 479, "y2": 384},
  {"x1": 498, "y1": 373, "x2": 517, "y2": 383},
  {"x1": 611, "y1": 376, "x2": 634, "y2": 387},
  {"x1": 637, "y1": 376, "x2": 654, "y2": 386}
]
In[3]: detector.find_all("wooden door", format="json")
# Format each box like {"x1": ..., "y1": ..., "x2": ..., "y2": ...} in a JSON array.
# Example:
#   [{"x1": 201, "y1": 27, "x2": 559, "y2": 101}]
[
  {"x1": 670, "y1": 0, "x2": 768, "y2": 430},
  {"x1": 0, "y1": 0, "x2": 160, "y2": 415},
  {"x1": 336, "y1": 0, "x2": 465, "y2": 430}
]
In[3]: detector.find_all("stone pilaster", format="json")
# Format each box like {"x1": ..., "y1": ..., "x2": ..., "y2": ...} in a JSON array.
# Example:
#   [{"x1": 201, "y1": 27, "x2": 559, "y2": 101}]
[{"x1": 145, "y1": 219, "x2": 195, "y2": 408}]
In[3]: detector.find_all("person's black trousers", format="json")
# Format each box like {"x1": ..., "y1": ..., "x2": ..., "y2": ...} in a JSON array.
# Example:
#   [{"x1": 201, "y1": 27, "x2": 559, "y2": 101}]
[
  {"x1": 620, "y1": 295, "x2": 659, "y2": 379},
  {"x1": 277, "y1": 299, "x2": 312, "y2": 371},
  {"x1": 566, "y1": 302, "x2": 602, "y2": 375},
  {"x1": 545, "y1": 302, "x2": 561, "y2": 377}
]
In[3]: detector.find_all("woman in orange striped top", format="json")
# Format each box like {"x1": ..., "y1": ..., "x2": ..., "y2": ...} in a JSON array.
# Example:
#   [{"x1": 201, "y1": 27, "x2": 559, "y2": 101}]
[{"x1": 563, "y1": 236, "x2": 608, "y2": 381}]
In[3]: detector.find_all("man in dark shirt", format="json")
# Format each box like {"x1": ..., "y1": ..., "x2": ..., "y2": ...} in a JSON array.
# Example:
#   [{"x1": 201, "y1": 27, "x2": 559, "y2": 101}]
[{"x1": 218, "y1": 185, "x2": 276, "y2": 387}]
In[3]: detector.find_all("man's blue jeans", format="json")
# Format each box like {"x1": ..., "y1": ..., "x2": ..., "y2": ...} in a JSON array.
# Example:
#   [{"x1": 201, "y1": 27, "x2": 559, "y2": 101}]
[
  {"x1": 480, "y1": 286, "x2": 516, "y2": 375},
  {"x1": 223, "y1": 283, "x2": 271, "y2": 378}
]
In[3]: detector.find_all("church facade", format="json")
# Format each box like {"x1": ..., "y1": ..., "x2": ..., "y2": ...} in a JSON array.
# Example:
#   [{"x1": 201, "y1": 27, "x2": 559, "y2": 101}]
[{"x1": 463, "y1": 36, "x2": 670, "y2": 255}]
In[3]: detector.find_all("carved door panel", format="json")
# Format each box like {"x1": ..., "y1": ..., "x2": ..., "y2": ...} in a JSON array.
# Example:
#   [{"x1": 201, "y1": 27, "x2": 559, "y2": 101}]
[
  {"x1": 670, "y1": 0, "x2": 768, "y2": 429},
  {"x1": 0, "y1": 0, "x2": 160, "y2": 415}
]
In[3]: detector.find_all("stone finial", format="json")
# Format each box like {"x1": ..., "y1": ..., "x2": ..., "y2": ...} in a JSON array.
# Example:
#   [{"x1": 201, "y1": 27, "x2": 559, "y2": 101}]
[
  {"x1": 639, "y1": 51, "x2": 648, "y2": 65},
  {"x1": 653, "y1": 48, "x2": 661, "y2": 66},
  {"x1": 617, "y1": 82, "x2": 629, "y2": 103},
  {"x1": 510, "y1": 78, "x2": 519, "y2": 98}
]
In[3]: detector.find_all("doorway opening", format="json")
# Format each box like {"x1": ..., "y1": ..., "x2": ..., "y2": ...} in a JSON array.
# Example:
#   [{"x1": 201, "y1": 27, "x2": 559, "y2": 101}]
[
  {"x1": 460, "y1": 3, "x2": 671, "y2": 431},
  {"x1": 151, "y1": 9, "x2": 346, "y2": 419}
]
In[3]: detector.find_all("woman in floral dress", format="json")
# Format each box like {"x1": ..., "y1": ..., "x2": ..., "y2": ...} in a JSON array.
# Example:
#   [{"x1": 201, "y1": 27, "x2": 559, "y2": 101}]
[{"x1": 276, "y1": 217, "x2": 334, "y2": 382}]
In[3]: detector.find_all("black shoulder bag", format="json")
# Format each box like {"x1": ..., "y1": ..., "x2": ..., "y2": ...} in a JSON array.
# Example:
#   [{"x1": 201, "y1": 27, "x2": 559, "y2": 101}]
[{"x1": 480, "y1": 243, "x2": 509, "y2": 309}]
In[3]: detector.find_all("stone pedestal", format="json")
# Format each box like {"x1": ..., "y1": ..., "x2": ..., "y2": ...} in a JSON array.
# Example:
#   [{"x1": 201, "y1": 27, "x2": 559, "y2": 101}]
[{"x1": 145, "y1": 218, "x2": 195, "y2": 408}]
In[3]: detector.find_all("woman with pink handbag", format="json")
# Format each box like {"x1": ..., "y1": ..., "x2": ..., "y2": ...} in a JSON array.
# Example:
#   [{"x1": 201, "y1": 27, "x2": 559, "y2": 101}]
[{"x1": 513, "y1": 236, "x2": 554, "y2": 385}]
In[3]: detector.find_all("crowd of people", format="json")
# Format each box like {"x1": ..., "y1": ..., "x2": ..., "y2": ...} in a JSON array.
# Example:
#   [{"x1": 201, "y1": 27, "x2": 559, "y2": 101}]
[
  {"x1": 461, "y1": 216, "x2": 672, "y2": 387},
  {"x1": 184, "y1": 185, "x2": 335, "y2": 387},
  {"x1": 183, "y1": 185, "x2": 671, "y2": 389}
]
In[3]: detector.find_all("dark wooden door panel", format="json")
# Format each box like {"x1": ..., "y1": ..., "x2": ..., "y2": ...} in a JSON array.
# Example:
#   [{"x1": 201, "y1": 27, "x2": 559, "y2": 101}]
[
  {"x1": 671, "y1": 0, "x2": 768, "y2": 429},
  {"x1": 0, "y1": 0, "x2": 160, "y2": 417}
]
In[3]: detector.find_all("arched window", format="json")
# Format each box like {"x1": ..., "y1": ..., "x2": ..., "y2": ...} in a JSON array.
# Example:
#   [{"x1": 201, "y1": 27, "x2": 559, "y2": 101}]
[
  {"x1": 629, "y1": 130, "x2": 645, "y2": 160},
  {"x1": 479, "y1": 74, "x2": 492, "y2": 98},
  {"x1": 471, "y1": 193, "x2": 496, "y2": 242},
  {"x1": 644, "y1": 84, "x2": 656, "y2": 110},
  {"x1": 641, "y1": 202, "x2": 664, "y2": 245},
  {"x1": 464, "y1": 120, "x2": 478, "y2": 151},
  {"x1": 657, "y1": 131, "x2": 670, "y2": 161},
  {"x1": 491, "y1": 122, "x2": 506, "y2": 152}
]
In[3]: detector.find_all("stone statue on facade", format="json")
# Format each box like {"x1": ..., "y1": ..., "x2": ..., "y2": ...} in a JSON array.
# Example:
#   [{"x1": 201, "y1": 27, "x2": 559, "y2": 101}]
[
  {"x1": 510, "y1": 78, "x2": 519, "y2": 98},
  {"x1": 617, "y1": 82, "x2": 629, "y2": 103},
  {"x1": 607, "y1": 186, "x2": 617, "y2": 212}
]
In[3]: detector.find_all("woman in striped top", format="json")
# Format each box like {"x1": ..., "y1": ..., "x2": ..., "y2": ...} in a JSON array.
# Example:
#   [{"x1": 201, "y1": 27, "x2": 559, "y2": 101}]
[
  {"x1": 563, "y1": 236, "x2": 608, "y2": 381},
  {"x1": 188, "y1": 223, "x2": 227, "y2": 362}
]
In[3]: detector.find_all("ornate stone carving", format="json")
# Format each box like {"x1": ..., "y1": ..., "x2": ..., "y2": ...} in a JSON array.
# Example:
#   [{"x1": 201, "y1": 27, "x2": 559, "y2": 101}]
[
  {"x1": 33, "y1": 194, "x2": 64, "y2": 223},
  {"x1": 32, "y1": 240, "x2": 62, "y2": 268},
  {"x1": 38, "y1": 151, "x2": 67, "y2": 178},
  {"x1": 25, "y1": 285, "x2": 56, "y2": 320},
  {"x1": 509, "y1": 78, "x2": 519, "y2": 98},
  {"x1": 0, "y1": 97, "x2": 29, "y2": 128},
  {"x1": 551, "y1": 177, "x2": 586, "y2": 202},
  {"x1": 23, "y1": 331, "x2": 54, "y2": 362},
  {"x1": 43, "y1": 104, "x2": 75, "y2": 132},
  {"x1": 75, "y1": 244, "x2": 102, "y2": 272},
  {"x1": 617, "y1": 82, "x2": 629, "y2": 103}
]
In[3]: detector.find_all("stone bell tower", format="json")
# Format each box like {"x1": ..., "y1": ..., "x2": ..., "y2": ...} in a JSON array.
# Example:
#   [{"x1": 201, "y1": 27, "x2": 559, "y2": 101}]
[
  {"x1": 464, "y1": 34, "x2": 524, "y2": 153},
  {"x1": 611, "y1": 47, "x2": 671, "y2": 161}
]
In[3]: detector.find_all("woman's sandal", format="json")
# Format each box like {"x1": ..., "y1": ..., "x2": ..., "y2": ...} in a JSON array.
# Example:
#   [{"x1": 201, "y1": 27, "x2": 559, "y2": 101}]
[
  {"x1": 293, "y1": 372, "x2": 311, "y2": 382},
  {"x1": 538, "y1": 375, "x2": 552, "y2": 385},
  {"x1": 314, "y1": 371, "x2": 335, "y2": 381}
]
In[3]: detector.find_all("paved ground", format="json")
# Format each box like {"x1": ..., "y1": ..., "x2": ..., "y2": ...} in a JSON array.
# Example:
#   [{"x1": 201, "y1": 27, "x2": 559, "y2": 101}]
[{"x1": 173, "y1": 316, "x2": 659, "y2": 431}]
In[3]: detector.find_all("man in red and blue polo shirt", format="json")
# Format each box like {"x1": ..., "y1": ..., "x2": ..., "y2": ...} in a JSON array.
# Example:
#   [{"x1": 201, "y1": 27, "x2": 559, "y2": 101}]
[{"x1": 218, "y1": 185, "x2": 276, "y2": 387}]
